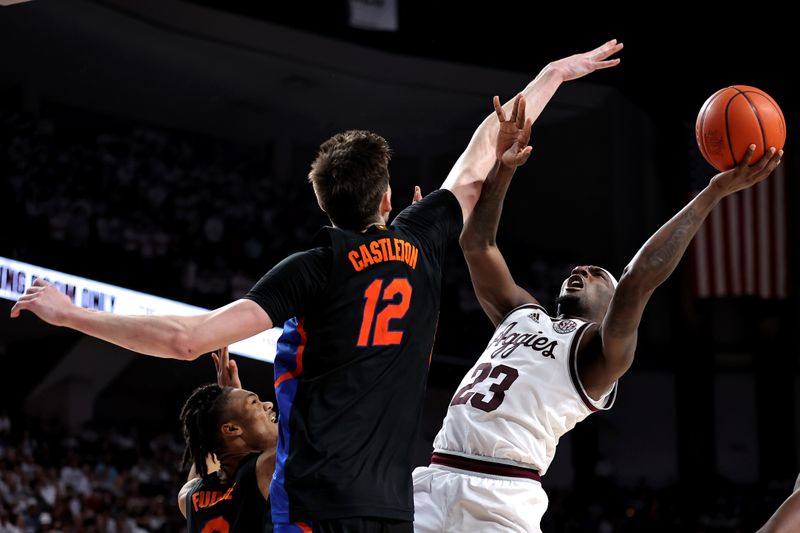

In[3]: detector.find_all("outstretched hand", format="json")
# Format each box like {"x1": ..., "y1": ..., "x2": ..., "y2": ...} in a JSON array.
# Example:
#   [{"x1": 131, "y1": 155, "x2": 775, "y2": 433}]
[
  {"x1": 711, "y1": 145, "x2": 783, "y2": 197},
  {"x1": 10, "y1": 278, "x2": 74, "y2": 325},
  {"x1": 494, "y1": 94, "x2": 533, "y2": 168},
  {"x1": 212, "y1": 347, "x2": 242, "y2": 389},
  {"x1": 549, "y1": 39, "x2": 623, "y2": 82},
  {"x1": 411, "y1": 186, "x2": 422, "y2": 204}
]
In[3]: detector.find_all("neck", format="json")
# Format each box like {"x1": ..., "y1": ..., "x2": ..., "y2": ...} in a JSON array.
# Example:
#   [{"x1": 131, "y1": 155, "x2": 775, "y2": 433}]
[
  {"x1": 369, "y1": 212, "x2": 387, "y2": 227},
  {"x1": 556, "y1": 303, "x2": 602, "y2": 324},
  {"x1": 331, "y1": 213, "x2": 386, "y2": 232},
  {"x1": 359, "y1": 213, "x2": 387, "y2": 232},
  {"x1": 215, "y1": 448, "x2": 253, "y2": 480},
  {"x1": 558, "y1": 311, "x2": 599, "y2": 322}
]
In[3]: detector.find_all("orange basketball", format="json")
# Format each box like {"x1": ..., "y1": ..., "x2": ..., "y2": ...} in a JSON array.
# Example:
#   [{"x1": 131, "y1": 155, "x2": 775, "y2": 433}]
[{"x1": 695, "y1": 85, "x2": 786, "y2": 172}]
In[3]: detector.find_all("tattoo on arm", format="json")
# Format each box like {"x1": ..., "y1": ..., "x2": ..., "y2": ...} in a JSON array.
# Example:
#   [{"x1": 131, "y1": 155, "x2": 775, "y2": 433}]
[{"x1": 645, "y1": 207, "x2": 700, "y2": 272}]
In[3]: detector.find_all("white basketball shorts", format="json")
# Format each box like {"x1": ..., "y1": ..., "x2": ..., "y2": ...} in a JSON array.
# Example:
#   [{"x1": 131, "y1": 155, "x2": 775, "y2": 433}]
[{"x1": 412, "y1": 464, "x2": 548, "y2": 533}]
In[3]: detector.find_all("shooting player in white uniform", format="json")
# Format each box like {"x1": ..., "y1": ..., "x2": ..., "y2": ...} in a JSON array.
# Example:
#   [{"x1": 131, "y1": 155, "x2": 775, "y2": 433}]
[{"x1": 412, "y1": 93, "x2": 785, "y2": 531}]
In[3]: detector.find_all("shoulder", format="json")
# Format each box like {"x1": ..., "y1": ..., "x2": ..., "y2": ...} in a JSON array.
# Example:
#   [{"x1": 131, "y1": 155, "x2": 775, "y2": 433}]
[
  {"x1": 177, "y1": 477, "x2": 202, "y2": 518},
  {"x1": 495, "y1": 302, "x2": 551, "y2": 328},
  {"x1": 393, "y1": 189, "x2": 461, "y2": 228},
  {"x1": 286, "y1": 246, "x2": 333, "y2": 264}
]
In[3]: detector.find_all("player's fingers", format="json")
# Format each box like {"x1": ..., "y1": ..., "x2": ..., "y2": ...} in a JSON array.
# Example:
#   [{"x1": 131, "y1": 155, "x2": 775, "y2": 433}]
[
  {"x1": 754, "y1": 147, "x2": 777, "y2": 172},
  {"x1": 32, "y1": 278, "x2": 49, "y2": 288},
  {"x1": 740, "y1": 144, "x2": 757, "y2": 166},
  {"x1": 510, "y1": 93, "x2": 522, "y2": 124},
  {"x1": 493, "y1": 96, "x2": 506, "y2": 122},
  {"x1": 594, "y1": 41, "x2": 624, "y2": 60},
  {"x1": 21, "y1": 289, "x2": 43, "y2": 300},
  {"x1": 595, "y1": 58, "x2": 621, "y2": 69},
  {"x1": 586, "y1": 39, "x2": 615, "y2": 56},
  {"x1": 515, "y1": 95, "x2": 527, "y2": 129},
  {"x1": 520, "y1": 118, "x2": 533, "y2": 146},
  {"x1": 10, "y1": 300, "x2": 30, "y2": 318},
  {"x1": 765, "y1": 150, "x2": 783, "y2": 172},
  {"x1": 518, "y1": 145, "x2": 533, "y2": 165},
  {"x1": 15, "y1": 292, "x2": 38, "y2": 302}
]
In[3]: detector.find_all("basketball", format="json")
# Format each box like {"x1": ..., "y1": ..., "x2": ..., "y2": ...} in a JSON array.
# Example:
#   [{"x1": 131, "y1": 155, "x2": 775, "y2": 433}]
[{"x1": 695, "y1": 85, "x2": 786, "y2": 172}]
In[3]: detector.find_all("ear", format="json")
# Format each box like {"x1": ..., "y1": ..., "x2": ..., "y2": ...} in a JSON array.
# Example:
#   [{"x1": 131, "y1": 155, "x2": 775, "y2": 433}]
[
  {"x1": 220, "y1": 422, "x2": 242, "y2": 437},
  {"x1": 379, "y1": 187, "x2": 392, "y2": 218},
  {"x1": 311, "y1": 183, "x2": 327, "y2": 215}
]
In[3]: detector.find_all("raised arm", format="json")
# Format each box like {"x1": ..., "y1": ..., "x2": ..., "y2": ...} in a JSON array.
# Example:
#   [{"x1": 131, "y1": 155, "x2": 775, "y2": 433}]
[
  {"x1": 10, "y1": 279, "x2": 272, "y2": 360},
  {"x1": 460, "y1": 95, "x2": 536, "y2": 326},
  {"x1": 442, "y1": 39, "x2": 623, "y2": 221},
  {"x1": 581, "y1": 146, "x2": 783, "y2": 397},
  {"x1": 759, "y1": 489, "x2": 800, "y2": 533}
]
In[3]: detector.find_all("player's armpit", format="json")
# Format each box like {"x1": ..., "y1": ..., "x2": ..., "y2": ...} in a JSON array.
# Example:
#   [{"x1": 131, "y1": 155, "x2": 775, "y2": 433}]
[{"x1": 587, "y1": 275, "x2": 651, "y2": 396}]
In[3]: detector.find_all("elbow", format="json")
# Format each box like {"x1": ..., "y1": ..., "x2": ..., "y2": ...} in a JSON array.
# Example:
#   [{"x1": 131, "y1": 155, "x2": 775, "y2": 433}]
[
  {"x1": 459, "y1": 231, "x2": 489, "y2": 254},
  {"x1": 458, "y1": 231, "x2": 476, "y2": 252},
  {"x1": 617, "y1": 264, "x2": 655, "y2": 296},
  {"x1": 171, "y1": 328, "x2": 201, "y2": 361}
]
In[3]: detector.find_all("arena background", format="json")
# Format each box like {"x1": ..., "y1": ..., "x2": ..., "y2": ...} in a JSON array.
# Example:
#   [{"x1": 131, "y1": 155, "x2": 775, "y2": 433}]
[{"x1": 1, "y1": 1, "x2": 797, "y2": 531}]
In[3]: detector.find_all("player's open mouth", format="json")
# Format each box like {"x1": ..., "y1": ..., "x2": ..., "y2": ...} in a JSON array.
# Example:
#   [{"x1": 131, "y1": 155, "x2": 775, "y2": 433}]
[{"x1": 566, "y1": 275, "x2": 584, "y2": 290}]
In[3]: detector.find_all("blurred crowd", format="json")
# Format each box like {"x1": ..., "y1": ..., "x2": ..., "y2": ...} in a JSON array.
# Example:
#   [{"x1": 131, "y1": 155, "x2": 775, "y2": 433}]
[
  {"x1": 0, "y1": 108, "x2": 580, "y2": 358},
  {"x1": 0, "y1": 412, "x2": 184, "y2": 533},
  {"x1": 0, "y1": 411, "x2": 791, "y2": 533},
  {"x1": 0, "y1": 109, "x2": 324, "y2": 309}
]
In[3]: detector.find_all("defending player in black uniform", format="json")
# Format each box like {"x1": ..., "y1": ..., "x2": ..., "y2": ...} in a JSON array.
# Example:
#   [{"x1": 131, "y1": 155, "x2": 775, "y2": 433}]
[
  {"x1": 178, "y1": 348, "x2": 278, "y2": 532},
  {"x1": 12, "y1": 39, "x2": 623, "y2": 532}
]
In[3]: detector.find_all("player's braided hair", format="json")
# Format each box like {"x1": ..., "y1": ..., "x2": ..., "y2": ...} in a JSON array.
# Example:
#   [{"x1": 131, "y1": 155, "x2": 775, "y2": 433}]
[{"x1": 179, "y1": 383, "x2": 231, "y2": 480}]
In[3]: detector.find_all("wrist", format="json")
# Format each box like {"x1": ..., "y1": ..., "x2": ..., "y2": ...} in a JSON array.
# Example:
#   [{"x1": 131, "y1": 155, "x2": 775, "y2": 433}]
[
  {"x1": 495, "y1": 161, "x2": 518, "y2": 179},
  {"x1": 60, "y1": 304, "x2": 82, "y2": 328},
  {"x1": 706, "y1": 176, "x2": 729, "y2": 200},
  {"x1": 542, "y1": 63, "x2": 567, "y2": 83}
]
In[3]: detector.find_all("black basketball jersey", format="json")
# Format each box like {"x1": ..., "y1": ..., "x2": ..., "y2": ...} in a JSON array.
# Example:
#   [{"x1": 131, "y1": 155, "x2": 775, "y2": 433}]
[
  {"x1": 185, "y1": 453, "x2": 271, "y2": 533},
  {"x1": 245, "y1": 189, "x2": 462, "y2": 523}
]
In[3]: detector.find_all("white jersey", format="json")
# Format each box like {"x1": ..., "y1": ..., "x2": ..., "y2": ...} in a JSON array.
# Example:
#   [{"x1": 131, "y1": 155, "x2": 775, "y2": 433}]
[{"x1": 433, "y1": 304, "x2": 616, "y2": 475}]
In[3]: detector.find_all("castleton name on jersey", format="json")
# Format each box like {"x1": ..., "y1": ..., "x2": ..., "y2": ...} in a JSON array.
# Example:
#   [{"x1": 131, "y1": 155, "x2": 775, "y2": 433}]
[{"x1": 347, "y1": 237, "x2": 419, "y2": 272}]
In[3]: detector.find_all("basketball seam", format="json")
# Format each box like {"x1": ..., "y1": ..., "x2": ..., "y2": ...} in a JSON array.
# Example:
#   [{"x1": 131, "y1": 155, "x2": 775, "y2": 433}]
[
  {"x1": 742, "y1": 90, "x2": 786, "y2": 139},
  {"x1": 723, "y1": 89, "x2": 743, "y2": 169},
  {"x1": 698, "y1": 88, "x2": 725, "y2": 164},
  {"x1": 733, "y1": 87, "x2": 768, "y2": 160}
]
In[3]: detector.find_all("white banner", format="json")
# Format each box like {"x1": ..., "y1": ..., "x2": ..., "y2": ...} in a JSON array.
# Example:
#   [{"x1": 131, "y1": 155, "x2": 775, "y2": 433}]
[{"x1": 0, "y1": 256, "x2": 279, "y2": 363}]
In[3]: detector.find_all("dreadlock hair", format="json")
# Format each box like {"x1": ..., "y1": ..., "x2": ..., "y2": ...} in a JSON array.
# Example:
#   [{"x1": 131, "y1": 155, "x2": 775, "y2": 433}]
[{"x1": 179, "y1": 383, "x2": 232, "y2": 480}]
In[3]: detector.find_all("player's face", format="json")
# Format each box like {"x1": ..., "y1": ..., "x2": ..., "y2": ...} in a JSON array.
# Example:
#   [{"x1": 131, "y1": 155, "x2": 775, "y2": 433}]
[
  {"x1": 227, "y1": 388, "x2": 279, "y2": 452},
  {"x1": 557, "y1": 265, "x2": 615, "y2": 317}
]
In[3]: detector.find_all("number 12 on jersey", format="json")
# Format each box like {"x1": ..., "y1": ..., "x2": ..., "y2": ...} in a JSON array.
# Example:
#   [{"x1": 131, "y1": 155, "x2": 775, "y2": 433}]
[{"x1": 357, "y1": 278, "x2": 413, "y2": 347}]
